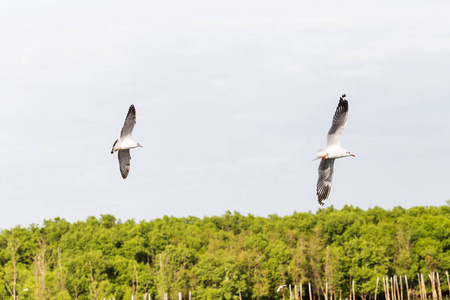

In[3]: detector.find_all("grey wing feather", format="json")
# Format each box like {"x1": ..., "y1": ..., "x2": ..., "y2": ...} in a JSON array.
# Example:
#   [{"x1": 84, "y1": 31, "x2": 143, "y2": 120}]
[
  {"x1": 316, "y1": 159, "x2": 335, "y2": 205},
  {"x1": 120, "y1": 105, "x2": 136, "y2": 139},
  {"x1": 118, "y1": 149, "x2": 131, "y2": 179},
  {"x1": 327, "y1": 95, "x2": 348, "y2": 147}
]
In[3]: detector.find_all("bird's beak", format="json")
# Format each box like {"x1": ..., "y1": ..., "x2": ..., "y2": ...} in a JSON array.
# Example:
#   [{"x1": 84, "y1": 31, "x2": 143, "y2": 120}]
[
  {"x1": 115, "y1": 148, "x2": 120, "y2": 151},
  {"x1": 140, "y1": 145, "x2": 143, "y2": 148},
  {"x1": 351, "y1": 154, "x2": 355, "y2": 157}
]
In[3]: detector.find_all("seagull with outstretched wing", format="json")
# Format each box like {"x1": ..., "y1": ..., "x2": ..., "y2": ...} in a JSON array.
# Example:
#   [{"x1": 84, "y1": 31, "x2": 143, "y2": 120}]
[
  {"x1": 314, "y1": 94, "x2": 355, "y2": 205},
  {"x1": 111, "y1": 105, "x2": 142, "y2": 179}
]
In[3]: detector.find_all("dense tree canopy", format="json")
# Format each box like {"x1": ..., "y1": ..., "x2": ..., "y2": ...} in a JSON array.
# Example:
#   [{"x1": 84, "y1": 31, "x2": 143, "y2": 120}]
[{"x1": 0, "y1": 205, "x2": 449, "y2": 300}]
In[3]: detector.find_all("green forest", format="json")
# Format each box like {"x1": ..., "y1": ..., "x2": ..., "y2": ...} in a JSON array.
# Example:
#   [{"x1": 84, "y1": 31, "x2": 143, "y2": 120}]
[{"x1": 1, "y1": 204, "x2": 449, "y2": 300}]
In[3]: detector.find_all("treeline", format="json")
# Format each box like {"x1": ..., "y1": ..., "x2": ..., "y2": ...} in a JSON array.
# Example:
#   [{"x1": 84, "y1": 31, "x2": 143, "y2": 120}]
[{"x1": 0, "y1": 204, "x2": 449, "y2": 300}]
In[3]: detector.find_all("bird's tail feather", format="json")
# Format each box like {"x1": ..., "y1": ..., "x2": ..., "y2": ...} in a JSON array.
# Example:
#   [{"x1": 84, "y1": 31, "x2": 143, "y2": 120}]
[
  {"x1": 111, "y1": 139, "x2": 118, "y2": 154},
  {"x1": 313, "y1": 149, "x2": 327, "y2": 161}
]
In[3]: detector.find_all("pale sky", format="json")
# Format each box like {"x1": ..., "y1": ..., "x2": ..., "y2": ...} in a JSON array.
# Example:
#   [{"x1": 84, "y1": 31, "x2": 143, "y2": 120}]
[{"x1": 1, "y1": 0, "x2": 449, "y2": 229}]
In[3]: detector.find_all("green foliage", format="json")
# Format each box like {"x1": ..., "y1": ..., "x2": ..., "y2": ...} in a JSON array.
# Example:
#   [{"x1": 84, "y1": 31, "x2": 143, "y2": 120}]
[{"x1": 0, "y1": 205, "x2": 449, "y2": 299}]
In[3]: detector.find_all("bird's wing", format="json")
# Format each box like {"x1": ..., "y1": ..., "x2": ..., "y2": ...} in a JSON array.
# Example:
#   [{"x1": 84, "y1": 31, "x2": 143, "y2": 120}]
[
  {"x1": 120, "y1": 105, "x2": 136, "y2": 139},
  {"x1": 316, "y1": 159, "x2": 335, "y2": 205},
  {"x1": 118, "y1": 149, "x2": 131, "y2": 179},
  {"x1": 327, "y1": 95, "x2": 348, "y2": 147}
]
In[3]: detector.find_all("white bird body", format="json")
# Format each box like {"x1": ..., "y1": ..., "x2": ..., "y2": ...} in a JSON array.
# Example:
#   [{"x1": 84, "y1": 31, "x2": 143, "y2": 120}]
[
  {"x1": 111, "y1": 105, "x2": 142, "y2": 179},
  {"x1": 315, "y1": 94, "x2": 354, "y2": 205},
  {"x1": 114, "y1": 139, "x2": 140, "y2": 150},
  {"x1": 315, "y1": 145, "x2": 352, "y2": 160}
]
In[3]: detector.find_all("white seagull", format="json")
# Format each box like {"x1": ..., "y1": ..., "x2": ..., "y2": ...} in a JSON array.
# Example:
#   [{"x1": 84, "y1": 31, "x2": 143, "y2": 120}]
[
  {"x1": 111, "y1": 104, "x2": 143, "y2": 179},
  {"x1": 315, "y1": 94, "x2": 355, "y2": 205}
]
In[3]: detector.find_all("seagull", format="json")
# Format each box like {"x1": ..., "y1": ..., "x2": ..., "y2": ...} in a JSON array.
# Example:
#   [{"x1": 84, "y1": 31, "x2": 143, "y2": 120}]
[
  {"x1": 111, "y1": 104, "x2": 142, "y2": 179},
  {"x1": 315, "y1": 94, "x2": 355, "y2": 205}
]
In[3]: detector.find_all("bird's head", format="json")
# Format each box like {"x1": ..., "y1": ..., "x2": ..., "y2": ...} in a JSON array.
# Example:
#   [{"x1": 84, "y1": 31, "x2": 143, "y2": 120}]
[
  {"x1": 138, "y1": 143, "x2": 143, "y2": 148},
  {"x1": 346, "y1": 150, "x2": 355, "y2": 157}
]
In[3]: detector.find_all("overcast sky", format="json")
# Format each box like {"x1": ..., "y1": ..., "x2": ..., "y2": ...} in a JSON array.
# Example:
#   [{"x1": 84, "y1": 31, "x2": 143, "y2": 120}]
[{"x1": 0, "y1": 0, "x2": 449, "y2": 229}]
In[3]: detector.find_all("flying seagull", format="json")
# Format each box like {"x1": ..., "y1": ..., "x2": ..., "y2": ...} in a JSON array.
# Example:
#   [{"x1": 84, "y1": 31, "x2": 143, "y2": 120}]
[
  {"x1": 315, "y1": 94, "x2": 355, "y2": 205},
  {"x1": 111, "y1": 104, "x2": 142, "y2": 179}
]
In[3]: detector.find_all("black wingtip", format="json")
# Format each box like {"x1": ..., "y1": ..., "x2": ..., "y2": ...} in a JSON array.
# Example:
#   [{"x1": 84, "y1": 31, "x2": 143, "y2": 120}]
[
  {"x1": 338, "y1": 94, "x2": 348, "y2": 112},
  {"x1": 317, "y1": 181, "x2": 331, "y2": 206},
  {"x1": 317, "y1": 194, "x2": 327, "y2": 206}
]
